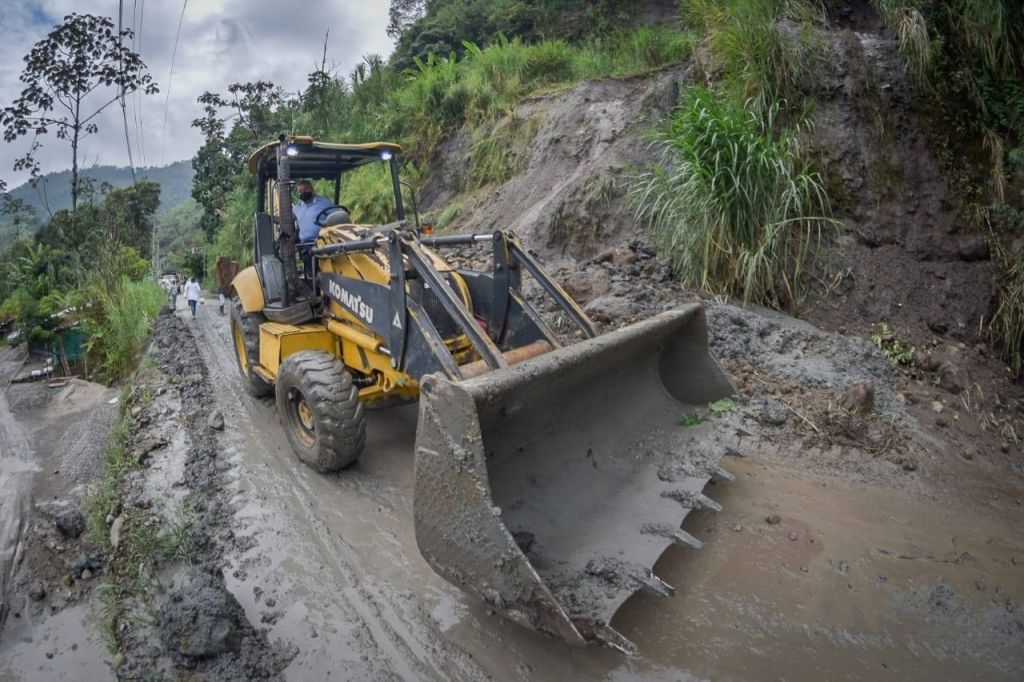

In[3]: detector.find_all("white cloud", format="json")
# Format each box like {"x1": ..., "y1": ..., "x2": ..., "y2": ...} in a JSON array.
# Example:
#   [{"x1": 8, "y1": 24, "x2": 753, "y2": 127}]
[{"x1": 0, "y1": 0, "x2": 395, "y2": 188}]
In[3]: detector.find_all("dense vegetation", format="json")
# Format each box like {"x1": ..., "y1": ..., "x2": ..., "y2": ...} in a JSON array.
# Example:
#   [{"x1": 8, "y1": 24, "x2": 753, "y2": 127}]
[
  {"x1": 189, "y1": 2, "x2": 699, "y2": 269},
  {"x1": 631, "y1": 0, "x2": 834, "y2": 310},
  {"x1": 0, "y1": 183, "x2": 165, "y2": 382},
  {"x1": 2, "y1": 0, "x2": 1021, "y2": 375}
]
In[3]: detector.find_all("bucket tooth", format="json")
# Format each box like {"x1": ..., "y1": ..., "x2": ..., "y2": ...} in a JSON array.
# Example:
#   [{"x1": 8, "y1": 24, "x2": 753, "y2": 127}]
[
  {"x1": 662, "y1": 490, "x2": 723, "y2": 512},
  {"x1": 642, "y1": 523, "x2": 703, "y2": 550},
  {"x1": 592, "y1": 625, "x2": 638, "y2": 656},
  {"x1": 697, "y1": 493, "x2": 723, "y2": 512},
  {"x1": 711, "y1": 467, "x2": 735, "y2": 483},
  {"x1": 632, "y1": 570, "x2": 675, "y2": 598}
]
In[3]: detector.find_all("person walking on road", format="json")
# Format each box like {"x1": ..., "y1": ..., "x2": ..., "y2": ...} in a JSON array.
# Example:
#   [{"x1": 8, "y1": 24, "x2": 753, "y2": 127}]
[
  {"x1": 185, "y1": 277, "x2": 202, "y2": 319},
  {"x1": 170, "y1": 279, "x2": 181, "y2": 310}
]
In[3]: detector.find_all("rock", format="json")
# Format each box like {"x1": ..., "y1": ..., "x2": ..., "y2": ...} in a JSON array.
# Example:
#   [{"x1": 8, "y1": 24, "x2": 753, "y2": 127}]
[
  {"x1": 732, "y1": 524, "x2": 743, "y2": 532},
  {"x1": 55, "y1": 508, "x2": 85, "y2": 539},
  {"x1": 207, "y1": 411, "x2": 225, "y2": 431},
  {"x1": 28, "y1": 582, "x2": 46, "y2": 601},
  {"x1": 583, "y1": 295, "x2": 636, "y2": 323},
  {"x1": 561, "y1": 269, "x2": 610, "y2": 304},
  {"x1": 956, "y1": 234, "x2": 990, "y2": 262},
  {"x1": 788, "y1": 532, "x2": 799, "y2": 541},
  {"x1": 757, "y1": 406, "x2": 788, "y2": 426},
  {"x1": 62, "y1": 574, "x2": 74, "y2": 587},
  {"x1": 72, "y1": 552, "x2": 105, "y2": 576},
  {"x1": 766, "y1": 514, "x2": 782, "y2": 525},
  {"x1": 109, "y1": 516, "x2": 124, "y2": 550},
  {"x1": 159, "y1": 569, "x2": 245, "y2": 658},
  {"x1": 902, "y1": 461, "x2": 918, "y2": 472},
  {"x1": 80, "y1": 569, "x2": 93, "y2": 581},
  {"x1": 1001, "y1": 442, "x2": 1010, "y2": 454},
  {"x1": 937, "y1": 360, "x2": 967, "y2": 395},
  {"x1": 931, "y1": 401, "x2": 944, "y2": 413},
  {"x1": 839, "y1": 380, "x2": 875, "y2": 414},
  {"x1": 112, "y1": 652, "x2": 126, "y2": 668},
  {"x1": 129, "y1": 437, "x2": 168, "y2": 464},
  {"x1": 611, "y1": 247, "x2": 636, "y2": 266}
]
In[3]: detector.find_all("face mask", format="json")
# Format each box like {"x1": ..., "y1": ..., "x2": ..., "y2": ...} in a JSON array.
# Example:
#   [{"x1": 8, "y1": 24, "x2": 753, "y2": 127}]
[{"x1": 299, "y1": 191, "x2": 314, "y2": 202}]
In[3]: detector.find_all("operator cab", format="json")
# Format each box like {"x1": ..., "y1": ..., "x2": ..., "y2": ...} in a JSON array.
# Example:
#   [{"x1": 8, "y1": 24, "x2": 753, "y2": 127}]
[{"x1": 246, "y1": 136, "x2": 407, "y2": 324}]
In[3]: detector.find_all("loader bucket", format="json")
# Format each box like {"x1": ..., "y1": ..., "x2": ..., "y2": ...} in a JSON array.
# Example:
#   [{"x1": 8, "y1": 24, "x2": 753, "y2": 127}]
[{"x1": 414, "y1": 304, "x2": 738, "y2": 652}]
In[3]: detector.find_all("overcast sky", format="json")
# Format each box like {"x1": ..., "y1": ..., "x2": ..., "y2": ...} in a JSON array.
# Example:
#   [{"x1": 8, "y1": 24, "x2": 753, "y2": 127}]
[{"x1": 0, "y1": 0, "x2": 395, "y2": 189}]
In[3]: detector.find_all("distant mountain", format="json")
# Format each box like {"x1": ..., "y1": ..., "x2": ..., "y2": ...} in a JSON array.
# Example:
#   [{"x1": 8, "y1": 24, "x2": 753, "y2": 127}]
[{"x1": 7, "y1": 160, "x2": 195, "y2": 219}]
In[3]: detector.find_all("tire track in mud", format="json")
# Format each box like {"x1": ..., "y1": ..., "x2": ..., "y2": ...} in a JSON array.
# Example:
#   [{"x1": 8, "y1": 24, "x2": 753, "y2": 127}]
[{"x1": 188, "y1": 300, "x2": 489, "y2": 680}]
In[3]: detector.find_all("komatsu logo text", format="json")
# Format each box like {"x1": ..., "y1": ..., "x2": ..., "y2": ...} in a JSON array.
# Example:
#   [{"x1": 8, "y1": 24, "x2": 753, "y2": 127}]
[{"x1": 328, "y1": 280, "x2": 374, "y2": 324}]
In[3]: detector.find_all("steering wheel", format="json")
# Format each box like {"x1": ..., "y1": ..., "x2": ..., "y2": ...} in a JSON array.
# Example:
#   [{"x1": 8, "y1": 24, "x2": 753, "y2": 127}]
[{"x1": 314, "y1": 205, "x2": 353, "y2": 227}]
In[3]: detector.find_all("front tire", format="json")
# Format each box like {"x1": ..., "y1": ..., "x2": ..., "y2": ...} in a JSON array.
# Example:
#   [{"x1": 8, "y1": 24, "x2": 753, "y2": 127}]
[
  {"x1": 230, "y1": 299, "x2": 272, "y2": 398},
  {"x1": 275, "y1": 351, "x2": 366, "y2": 472}
]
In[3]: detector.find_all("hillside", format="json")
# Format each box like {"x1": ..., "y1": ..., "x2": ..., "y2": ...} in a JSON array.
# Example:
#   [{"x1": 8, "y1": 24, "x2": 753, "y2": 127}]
[{"x1": 6, "y1": 160, "x2": 195, "y2": 219}]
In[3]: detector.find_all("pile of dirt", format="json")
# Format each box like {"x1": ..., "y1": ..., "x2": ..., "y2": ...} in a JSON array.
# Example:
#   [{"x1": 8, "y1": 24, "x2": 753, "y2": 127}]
[
  {"x1": 426, "y1": 0, "x2": 1023, "y2": 500},
  {"x1": 422, "y1": 68, "x2": 687, "y2": 264}
]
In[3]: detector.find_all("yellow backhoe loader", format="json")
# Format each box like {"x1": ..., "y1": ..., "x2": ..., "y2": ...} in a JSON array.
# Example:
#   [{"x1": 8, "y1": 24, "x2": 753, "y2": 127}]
[{"x1": 229, "y1": 135, "x2": 737, "y2": 653}]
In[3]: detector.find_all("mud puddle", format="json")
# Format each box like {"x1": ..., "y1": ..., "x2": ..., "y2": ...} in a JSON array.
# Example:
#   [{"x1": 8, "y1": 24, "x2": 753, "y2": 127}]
[
  {"x1": 190, "y1": 299, "x2": 1023, "y2": 680},
  {"x1": 0, "y1": 603, "x2": 110, "y2": 681}
]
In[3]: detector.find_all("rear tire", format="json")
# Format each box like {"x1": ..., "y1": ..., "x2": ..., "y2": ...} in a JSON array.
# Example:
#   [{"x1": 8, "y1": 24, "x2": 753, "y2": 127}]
[
  {"x1": 275, "y1": 350, "x2": 366, "y2": 472},
  {"x1": 230, "y1": 299, "x2": 272, "y2": 398}
]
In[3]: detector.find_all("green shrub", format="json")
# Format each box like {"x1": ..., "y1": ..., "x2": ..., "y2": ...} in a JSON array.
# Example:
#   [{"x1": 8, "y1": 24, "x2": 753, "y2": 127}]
[
  {"x1": 82, "y1": 277, "x2": 166, "y2": 383},
  {"x1": 630, "y1": 87, "x2": 833, "y2": 308},
  {"x1": 682, "y1": 0, "x2": 827, "y2": 99},
  {"x1": 871, "y1": 322, "x2": 917, "y2": 366}
]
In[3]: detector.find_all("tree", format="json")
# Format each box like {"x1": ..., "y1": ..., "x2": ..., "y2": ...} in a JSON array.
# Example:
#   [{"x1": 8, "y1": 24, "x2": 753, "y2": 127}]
[
  {"x1": 387, "y1": 0, "x2": 428, "y2": 39},
  {"x1": 1, "y1": 194, "x2": 39, "y2": 240},
  {"x1": 190, "y1": 81, "x2": 292, "y2": 238},
  {"x1": 0, "y1": 13, "x2": 158, "y2": 214}
]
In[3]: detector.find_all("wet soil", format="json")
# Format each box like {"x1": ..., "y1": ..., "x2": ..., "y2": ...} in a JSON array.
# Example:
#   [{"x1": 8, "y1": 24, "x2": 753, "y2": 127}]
[
  {"x1": 166, "y1": 294, "x2": 1022, "y2": 680},
  {"x1": 0, "y1": 348, "x2": 117, "y2": 680}
]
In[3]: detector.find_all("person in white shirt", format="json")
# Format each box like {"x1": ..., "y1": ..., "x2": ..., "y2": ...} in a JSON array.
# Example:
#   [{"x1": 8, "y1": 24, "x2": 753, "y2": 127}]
[{"x1": 184, "y1": 277, "x2": 202, "y2": 319}]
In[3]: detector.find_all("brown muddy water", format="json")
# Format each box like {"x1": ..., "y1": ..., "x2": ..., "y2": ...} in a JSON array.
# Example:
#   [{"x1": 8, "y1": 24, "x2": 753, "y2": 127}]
[{"x1": 190, "y1": 301, "x2": 1023, "y2": 681}]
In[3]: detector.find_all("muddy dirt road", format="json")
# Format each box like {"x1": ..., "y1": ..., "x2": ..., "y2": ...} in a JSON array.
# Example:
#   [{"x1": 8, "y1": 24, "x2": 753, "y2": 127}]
[{"x1": 186, "y1": 297, "x2": 1023, "y2": 681}]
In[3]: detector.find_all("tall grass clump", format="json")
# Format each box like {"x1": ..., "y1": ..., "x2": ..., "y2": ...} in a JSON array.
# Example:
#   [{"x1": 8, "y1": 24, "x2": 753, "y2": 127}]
[
  {"x1": 630, "y1": 87, "x2": 833, "y2": 308},
  {"x1": 83, "y1": 277, "x2": 166, "y2": 382},
  {"x1": 872, "y1": 1, "x2": 932, "y2": 85},
  {"x1": 682, "y1": 0, "x2": 828, "y2": 99},
  {"x1": 991, "y1": 248, "x2": 1024, "y2": 373}
]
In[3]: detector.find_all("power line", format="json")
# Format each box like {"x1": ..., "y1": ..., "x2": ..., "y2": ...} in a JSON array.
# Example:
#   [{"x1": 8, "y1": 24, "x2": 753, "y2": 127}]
[
  {"x1": 160, "y1": 0, "x2": 189, "y2": 166},
  {"x1": 136, "y1": 0, "x2": 149, "y2": 166},
  {"x1": 130, "y1": 0, "x2": 144, "y2": 167},
  {"x1": 117, "y1": 0, "x2": 137, "y2": 183}
]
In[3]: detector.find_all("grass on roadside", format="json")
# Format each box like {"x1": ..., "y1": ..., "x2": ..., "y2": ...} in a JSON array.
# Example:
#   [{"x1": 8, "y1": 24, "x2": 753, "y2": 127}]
[
  {"x1": 86, "y1": 375, "x2": 195, "y2": 654},
  {"x1": 81, "y1": 277, "x2": 166, "y2": 384}
]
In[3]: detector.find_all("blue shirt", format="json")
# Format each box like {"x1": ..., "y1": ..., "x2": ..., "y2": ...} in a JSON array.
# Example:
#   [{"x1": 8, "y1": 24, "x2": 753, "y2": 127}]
[{"x1": 293, "y1": 195, "x2": 335, "y2": 242}]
